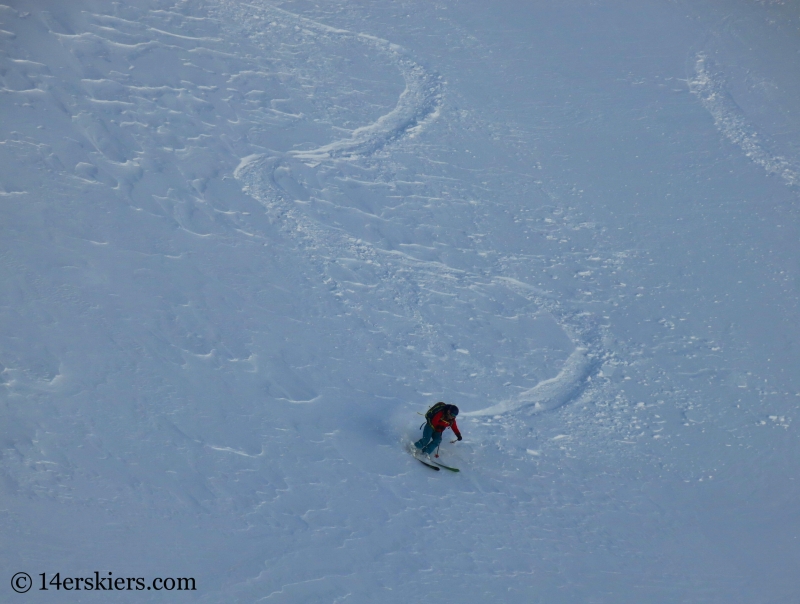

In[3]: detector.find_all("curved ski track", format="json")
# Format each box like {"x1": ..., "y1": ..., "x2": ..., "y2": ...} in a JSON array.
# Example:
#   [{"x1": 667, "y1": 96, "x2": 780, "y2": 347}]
[
  {"x1": 224, "y1": 2, "x2": 611, "y2": 418},
  {"x1": 689, "y1": 53, "x2": 799, "y2": 190}
]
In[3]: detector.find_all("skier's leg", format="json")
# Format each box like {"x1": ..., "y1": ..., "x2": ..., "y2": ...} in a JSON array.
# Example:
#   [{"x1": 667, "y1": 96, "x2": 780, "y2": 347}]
[
  {"x1": 415, "y1": 424, "x2": 434, "y2": 450},
  {"x1": 422, "y1": 431, "x2": 442, "y2": 455}
]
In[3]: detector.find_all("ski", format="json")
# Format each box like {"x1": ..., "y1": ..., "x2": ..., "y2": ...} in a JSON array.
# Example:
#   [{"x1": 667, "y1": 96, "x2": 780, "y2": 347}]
[
  {"x1": 432, "y1": 460, "x2": 459, "y2": 472},
  {"x1": 417, "y1": 458, "x2": 440, "y2": 471}
]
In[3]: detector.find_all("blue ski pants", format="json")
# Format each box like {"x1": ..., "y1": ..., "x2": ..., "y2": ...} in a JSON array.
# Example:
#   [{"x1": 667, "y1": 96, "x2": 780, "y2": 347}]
[{"x1": 415, "y1": 423, "x2": 442, "y2": 455}]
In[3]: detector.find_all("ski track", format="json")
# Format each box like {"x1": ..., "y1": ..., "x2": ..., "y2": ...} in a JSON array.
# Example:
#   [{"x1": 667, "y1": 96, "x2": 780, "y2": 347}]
[
  {"x1": 689, "y1": 52, "x2": 799, "y2": 189},
  {"x1": 226, "y1": 2, "x2": 615, "y2": 421},
  {"x1": 217, "y1": 1, "x2": 444, "y2": 162},
  {"x1": 465, "y1": 346, "x2": 599, "y2": 417}
]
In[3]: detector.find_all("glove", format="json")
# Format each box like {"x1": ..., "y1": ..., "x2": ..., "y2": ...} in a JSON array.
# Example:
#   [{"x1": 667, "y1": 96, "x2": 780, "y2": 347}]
[{"x1": 457, "y1": 435, "x2": 462, "y2": 441}]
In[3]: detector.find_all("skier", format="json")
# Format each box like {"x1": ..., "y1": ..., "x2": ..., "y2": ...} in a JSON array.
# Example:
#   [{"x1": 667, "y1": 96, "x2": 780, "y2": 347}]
[{"x1": 415, "y1": 403, "x2": 462, "y2": 457}]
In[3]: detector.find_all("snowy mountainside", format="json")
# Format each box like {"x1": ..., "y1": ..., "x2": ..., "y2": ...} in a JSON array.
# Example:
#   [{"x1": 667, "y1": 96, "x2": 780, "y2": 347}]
[{"x1": 2, "y1": 0, "x2": 800, "y2": 602}]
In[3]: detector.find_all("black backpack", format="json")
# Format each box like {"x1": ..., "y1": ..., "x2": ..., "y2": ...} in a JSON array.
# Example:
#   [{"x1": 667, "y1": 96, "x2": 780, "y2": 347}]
[{"x1": 424, "y1": 402, "x2": 448, "y2": 424}]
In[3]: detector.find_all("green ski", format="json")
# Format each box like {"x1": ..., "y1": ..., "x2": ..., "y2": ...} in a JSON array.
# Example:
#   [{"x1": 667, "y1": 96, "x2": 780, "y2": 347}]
[{"x1": 432, "y1": 460, "x2": 459, "y2": 472}]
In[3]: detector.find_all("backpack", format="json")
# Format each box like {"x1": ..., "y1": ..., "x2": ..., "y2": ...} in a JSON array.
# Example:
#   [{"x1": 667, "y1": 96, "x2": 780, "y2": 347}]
[{"x1": 424, "y1": 402, "x2": 448, "y2": 424}]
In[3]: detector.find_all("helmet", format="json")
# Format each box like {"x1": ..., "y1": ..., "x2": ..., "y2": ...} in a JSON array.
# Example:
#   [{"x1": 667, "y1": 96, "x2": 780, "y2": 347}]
[{"x1": 447, "y1": 405, "x2": 459, "y2": 417}]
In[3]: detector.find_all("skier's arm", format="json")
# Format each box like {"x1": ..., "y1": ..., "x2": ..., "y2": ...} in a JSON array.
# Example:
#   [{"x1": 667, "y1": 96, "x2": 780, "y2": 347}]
[{"x1": 451, "y1": 419, "x2": 462, "y2": 440}]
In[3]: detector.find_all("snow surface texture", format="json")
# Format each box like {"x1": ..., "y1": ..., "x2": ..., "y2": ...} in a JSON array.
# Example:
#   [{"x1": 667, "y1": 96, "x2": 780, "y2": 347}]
[{"x1": 1, "y1": 0, "x2": 799, "y2": 602}]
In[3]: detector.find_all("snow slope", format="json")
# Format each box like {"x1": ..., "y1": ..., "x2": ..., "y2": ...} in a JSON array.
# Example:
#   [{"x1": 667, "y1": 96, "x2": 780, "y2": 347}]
[{"x1": 1, "y1": 0, "x2": 799, "y2": 602}]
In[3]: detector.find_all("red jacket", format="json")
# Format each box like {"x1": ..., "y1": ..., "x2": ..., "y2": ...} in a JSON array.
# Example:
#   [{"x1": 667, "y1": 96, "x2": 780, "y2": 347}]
[{"x1": 430, "y1": 410, "x2": 461, "y2": 438}]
